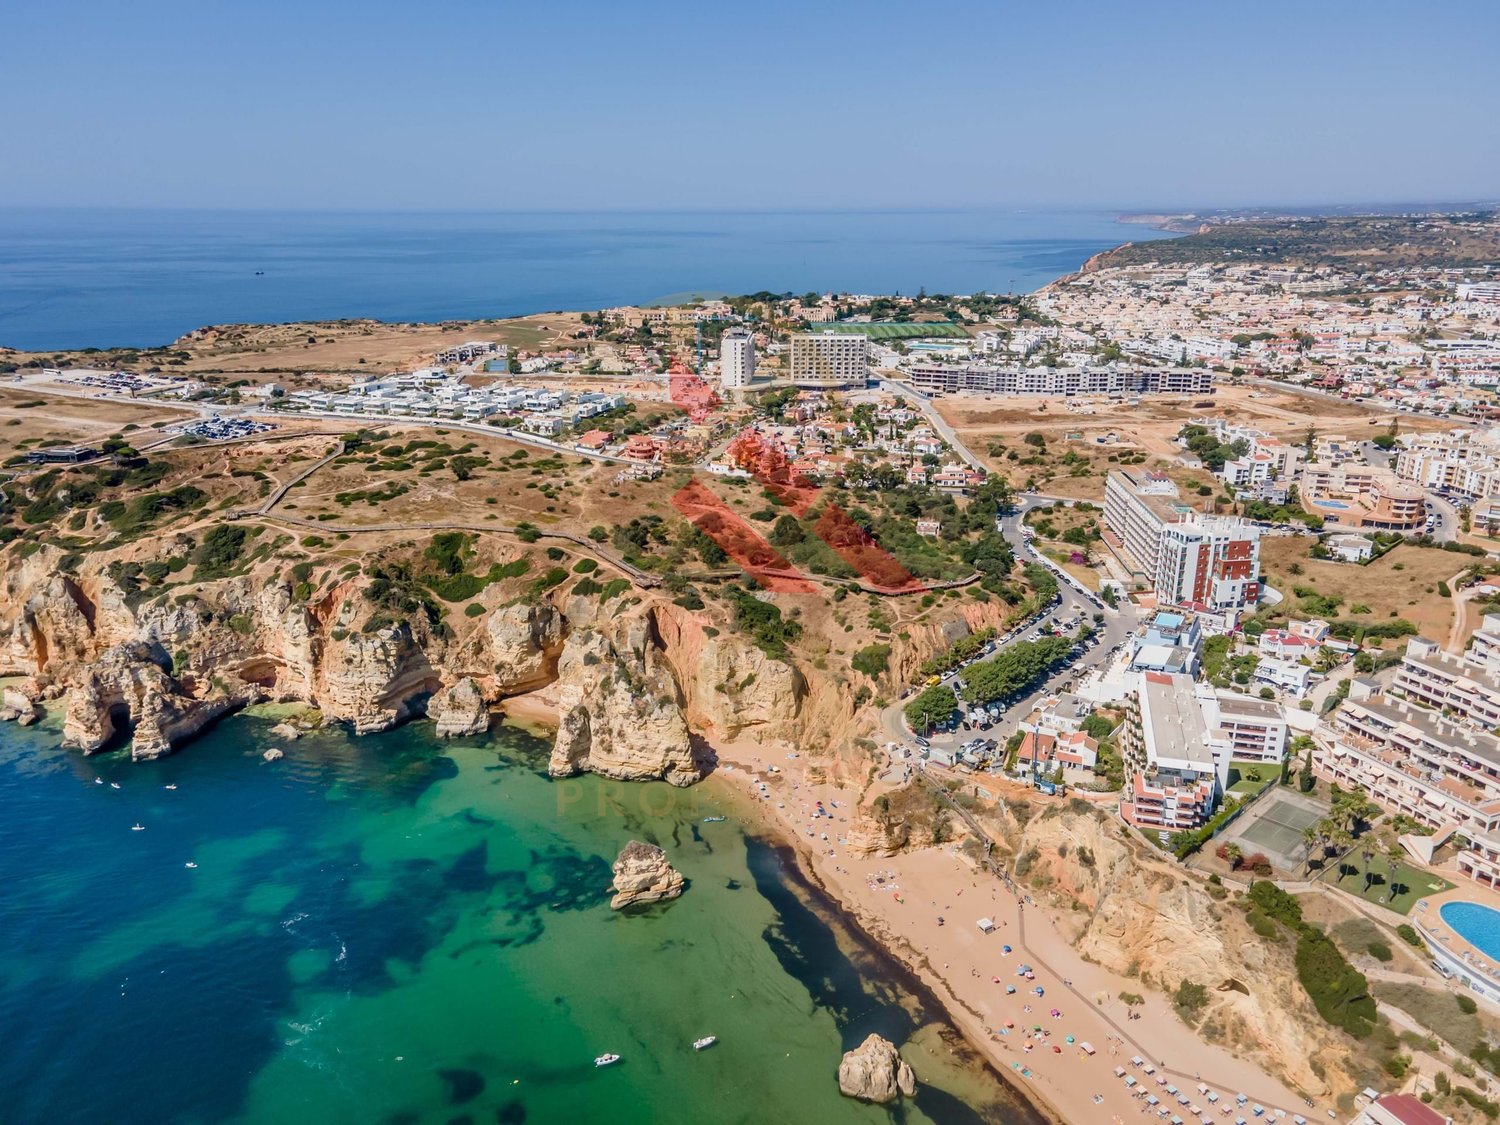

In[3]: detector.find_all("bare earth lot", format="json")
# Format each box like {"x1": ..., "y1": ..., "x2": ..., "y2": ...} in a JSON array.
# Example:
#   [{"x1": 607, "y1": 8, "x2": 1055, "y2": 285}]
[
  {"x1": 0, "y1": 386, "x2": 196, "y2": 459},
  {"x1": 1259, "y1": 535, "x2": 1465, "y2": 642},
  {"x1": 935, "y1": 383, "x2": 1449, "y2": 500}
]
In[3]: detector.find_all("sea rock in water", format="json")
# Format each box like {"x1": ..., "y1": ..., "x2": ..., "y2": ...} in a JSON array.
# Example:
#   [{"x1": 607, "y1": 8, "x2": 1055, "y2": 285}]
[
  {"x1": 609, "y1": 840, "x2": 685, "y2": 910},
  {"x1": 269, "y1": 722, "x2": 301, "y2": 741},
  {"x1": 262, "y1": 747, "x2": 285, "y2": 762},
  {"x1": 0, "y1": 687, "x2": 39, "y2": 726},
  {"x1": 837, "y1": 1034, "x2": 917, "y2": 1103},
  {"x1": 428, "y1": 677, "x2": 489, "y2": 738}
]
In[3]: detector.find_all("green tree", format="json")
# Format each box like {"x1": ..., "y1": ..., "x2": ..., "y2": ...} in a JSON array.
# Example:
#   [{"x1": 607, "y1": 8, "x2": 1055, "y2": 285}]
[
  {"x1": 769, "y1": 514, "x2": 805, "y2": 548},
  {"x1": 904, "y1": 684, "x2": 956, "y2": 733}
]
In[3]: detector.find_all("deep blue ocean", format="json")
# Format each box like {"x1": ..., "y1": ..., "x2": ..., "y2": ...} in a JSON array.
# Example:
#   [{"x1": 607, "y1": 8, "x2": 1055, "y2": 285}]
[{"x1": 0, "y1": 208, "x2": 1177, "y2": 350}]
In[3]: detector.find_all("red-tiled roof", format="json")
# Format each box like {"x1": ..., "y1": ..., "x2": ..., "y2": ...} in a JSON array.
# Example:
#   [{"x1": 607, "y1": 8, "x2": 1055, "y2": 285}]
[{"x1": 1371, "y1": 1093, "x2": 1448, "y2": 1125}]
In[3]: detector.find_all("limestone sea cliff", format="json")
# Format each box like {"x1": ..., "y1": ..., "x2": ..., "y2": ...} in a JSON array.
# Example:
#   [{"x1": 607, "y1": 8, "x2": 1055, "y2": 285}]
[{"x1": 0, "y1": 546, "x2": 801, "y2": 784}]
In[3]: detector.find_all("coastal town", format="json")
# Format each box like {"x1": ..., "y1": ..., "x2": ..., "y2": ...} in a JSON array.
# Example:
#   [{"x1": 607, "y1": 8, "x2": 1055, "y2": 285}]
[{"x1": 6, "y1": 211, "x2": 1500, "y2": 1125}]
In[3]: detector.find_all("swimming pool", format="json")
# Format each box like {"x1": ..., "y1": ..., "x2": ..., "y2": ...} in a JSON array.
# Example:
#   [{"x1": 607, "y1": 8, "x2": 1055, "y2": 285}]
[
  {"x1": 1441, "y1": 901, "x2": 1500, "y2": 959},
  {"x1": 1319, "y1": 499, "x2": 1350, "y2": 509}
]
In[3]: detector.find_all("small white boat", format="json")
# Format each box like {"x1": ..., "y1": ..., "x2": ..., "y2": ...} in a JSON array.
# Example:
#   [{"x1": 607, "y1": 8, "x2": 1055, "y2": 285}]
[
  {"x1": 164, "y1": 784, "x2": 178, "y2": 791},
  {"x1": 110, "y1": 782, "x2": 122, "y2": 790},
  {"x1": 594, "y1": 1053, "x2": 621, "y2": 1068},
  {"x1": 693, "y1": 1036, "x2": 717, "y2": 1051},
  {"x1": 94, "y1": 778, "x2": 104, "y2": 785},
  {"x1": 184, "y1": 862, "x2": 198, "y2": 869},
  {"x1": 131, "y1": 823, "x2": 145, "y2": 832}
]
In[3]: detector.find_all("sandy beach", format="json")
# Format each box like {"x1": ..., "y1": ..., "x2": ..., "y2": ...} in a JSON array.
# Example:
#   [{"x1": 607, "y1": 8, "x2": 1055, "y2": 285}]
[{"x1": 704, "y1": 739, "x2": 1332, "y2": 1125}]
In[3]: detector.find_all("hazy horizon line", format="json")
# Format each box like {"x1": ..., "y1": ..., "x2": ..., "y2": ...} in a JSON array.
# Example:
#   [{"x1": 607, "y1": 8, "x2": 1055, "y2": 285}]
[{"x1": 0, "y1": 199, "x2": 1494, "y2": 219}]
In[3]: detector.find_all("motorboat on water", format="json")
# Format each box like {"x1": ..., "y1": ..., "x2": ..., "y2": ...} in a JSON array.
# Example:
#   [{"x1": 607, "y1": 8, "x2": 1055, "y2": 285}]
[
  {"x1": 131, "y1": 823, "x2": 145, "y2": 832},
  {"x1": 94, "y1": 778, "x2": 103, "y2": 785},
  {"x1": 594, "y1": 1053, "x2": 621, "y2": 1068},
  {"x1": 110, "y1": 782, "x2": 121, "y2": 790},
  {"x1": 164, "y1": 784, "x2": 177, "y2": 791},
  {"x1": 692, "y1": 1036, "x2": 717, "y2": 1050},
  {"x1": 184, "y1": 862, "x2": 198, "y2": 869}
]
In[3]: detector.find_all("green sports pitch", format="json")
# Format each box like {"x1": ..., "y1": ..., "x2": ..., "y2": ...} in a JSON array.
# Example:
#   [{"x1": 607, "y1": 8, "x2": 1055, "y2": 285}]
[{"x1": 806, "y1": 322, "x2": 968, "y2": 340}]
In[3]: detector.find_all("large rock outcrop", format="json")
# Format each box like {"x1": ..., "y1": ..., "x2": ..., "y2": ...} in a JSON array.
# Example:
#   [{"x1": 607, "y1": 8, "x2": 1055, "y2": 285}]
[
  {"x1": 845, "y1": 808, "x2": 913, "y2": 858},
  {"x1": 608, "y1": 840, "x2": 686, "y2": 909},
  {"x1": 837, "y1": 1034, "x2": 916, "y2": 1103},
  {"x1": 429, "y1": 677, "x2": 489, "y2": 738},
  {"x1": 548, "y1": 609, "x2": 701, "y2": 786},
  {"x1": 0, "y1": 686, "x2": 39, "y2": 726},
  {"x1": 59, "y1": 642, "x2": 249, "y2": 761},
  {"x1": 316, "y1": 623, "x2": 437, "y2": 734},
  {"x1": 484, "y1": 603, "x2": 567, "y2": 692}
]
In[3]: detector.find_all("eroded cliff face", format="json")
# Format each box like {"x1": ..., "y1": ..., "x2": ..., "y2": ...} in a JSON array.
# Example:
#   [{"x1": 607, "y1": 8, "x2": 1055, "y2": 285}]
[
  {"x1": 0, "y1": 545, "x2": 805, "y2": 779},
  {"x1": 1012, "y1": 804, "x2": 1348, "y2": 1099},
  {"x1": 547, "y1": 605, "x2": 701, "y2": 786},
  {"x1": 651, "y1": 603, "x2": 802, "y2": 743}
]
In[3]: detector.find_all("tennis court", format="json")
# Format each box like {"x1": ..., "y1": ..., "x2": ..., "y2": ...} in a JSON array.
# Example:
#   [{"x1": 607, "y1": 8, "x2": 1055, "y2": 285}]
[
  {"x1": 802, "y1": 322, "x2": 968, "y2": 340},
  {"x1": 1229, "y1": 791, "x2": 1324, "y2": 870}
]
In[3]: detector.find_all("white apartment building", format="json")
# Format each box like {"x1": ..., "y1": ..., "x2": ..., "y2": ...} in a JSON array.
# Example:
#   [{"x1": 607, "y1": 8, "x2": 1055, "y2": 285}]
[
  {"x1": 1395, "y1": 430, "x2": 1500, "y2": 501},
  {"x1": 907, "y1": 363, "x2": 1212, "y2": 397},
  {"x1": 788, "y1": 332, "x2": 869, "y2": 388},
  {"x1": 1467, "y1": 613, "x2": 1500, "y2": 676},
  {"x1": 719, "y1": 328, "x2": 755, "y2": 389},
  {"x1": 1314, "y1": 677, "x2": 1500, "y2": 889},
  {"x1": 1103, "y1": 470, "x2": 1262, "y2": 611},
  {"x1": 1198, "y1": 685, "x2": 1289, "y2": 763},
  {"x1": 1119, "y1": 672, "x2": 1229, "y2": 833},
  {"x1": 1393, "y1": 635, "x2": 1500, "y2": 731},
  {"x1": 1457, "y1": 282, "x2": 1500, "y2": 304}
]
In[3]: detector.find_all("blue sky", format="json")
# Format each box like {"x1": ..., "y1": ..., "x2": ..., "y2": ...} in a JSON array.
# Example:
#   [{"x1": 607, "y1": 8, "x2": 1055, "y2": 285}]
[{"x1": 4, "y1": 0, "x2": 1497, "y2": 212}]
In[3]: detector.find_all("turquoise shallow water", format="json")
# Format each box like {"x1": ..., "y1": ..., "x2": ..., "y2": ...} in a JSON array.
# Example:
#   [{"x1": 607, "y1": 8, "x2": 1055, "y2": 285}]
[{"x1": 0, "y1": 708, "x2": 1042, "y2": 1125}]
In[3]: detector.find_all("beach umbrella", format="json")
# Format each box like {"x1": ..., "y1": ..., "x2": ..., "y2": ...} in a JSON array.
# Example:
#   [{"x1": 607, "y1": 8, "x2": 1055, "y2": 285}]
[
  {"x1": 1004, "y1": 1020, "x2": 1014, "y2": 1028},
  {"x1": 1065, "y1": 1035, "x2": 1074, "y2": 1044},
  {"x1": 1003, "y1": 944, "x2": 1012, "y2": 953}
]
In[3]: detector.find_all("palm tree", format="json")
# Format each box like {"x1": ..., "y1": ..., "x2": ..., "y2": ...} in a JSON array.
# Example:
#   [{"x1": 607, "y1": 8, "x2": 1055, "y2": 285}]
[
  {"x1": 1361, "y1": 845, "x2": 1377, "y2": 895},
  {"x1": 1302, "y1": 825, "x2": 1321, "y2": 877},
  {"x1": 1331, "y1": 828, "x2": 1355, "y2": 881},
  {"x1": 1385, "y1": 845, "x2": 1406, "y2": 902},
  {"x1": 1224, "y1": 842, "x2": 1243, "y2": 871}
]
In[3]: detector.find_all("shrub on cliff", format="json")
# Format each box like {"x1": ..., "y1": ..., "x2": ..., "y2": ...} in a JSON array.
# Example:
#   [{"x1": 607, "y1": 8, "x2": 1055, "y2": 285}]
[
  {"x1": 1296, "y1": 929, "x2": 1376, "y2": 1038},
  {"x1": 852, "y1": 644, "x2": 891, "y2": 679},
  {"x1": 193, "y1": 525, "x2": 248, "y2": 579}
]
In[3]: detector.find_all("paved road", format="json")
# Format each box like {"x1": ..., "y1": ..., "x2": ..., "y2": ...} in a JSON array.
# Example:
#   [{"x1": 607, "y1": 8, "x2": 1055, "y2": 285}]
[
  {"x1": 880, "y1": 490, "x2": 1140, "y2": 758},
  {"x1": 875, "y1": 377, "x2": 987, "y2": 471}
]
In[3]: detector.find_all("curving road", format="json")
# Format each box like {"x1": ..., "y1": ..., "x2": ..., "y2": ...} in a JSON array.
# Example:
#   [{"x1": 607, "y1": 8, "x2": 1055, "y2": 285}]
[{"x1": 880, "y1": 492, "x2": 1140, "y2": 757}]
